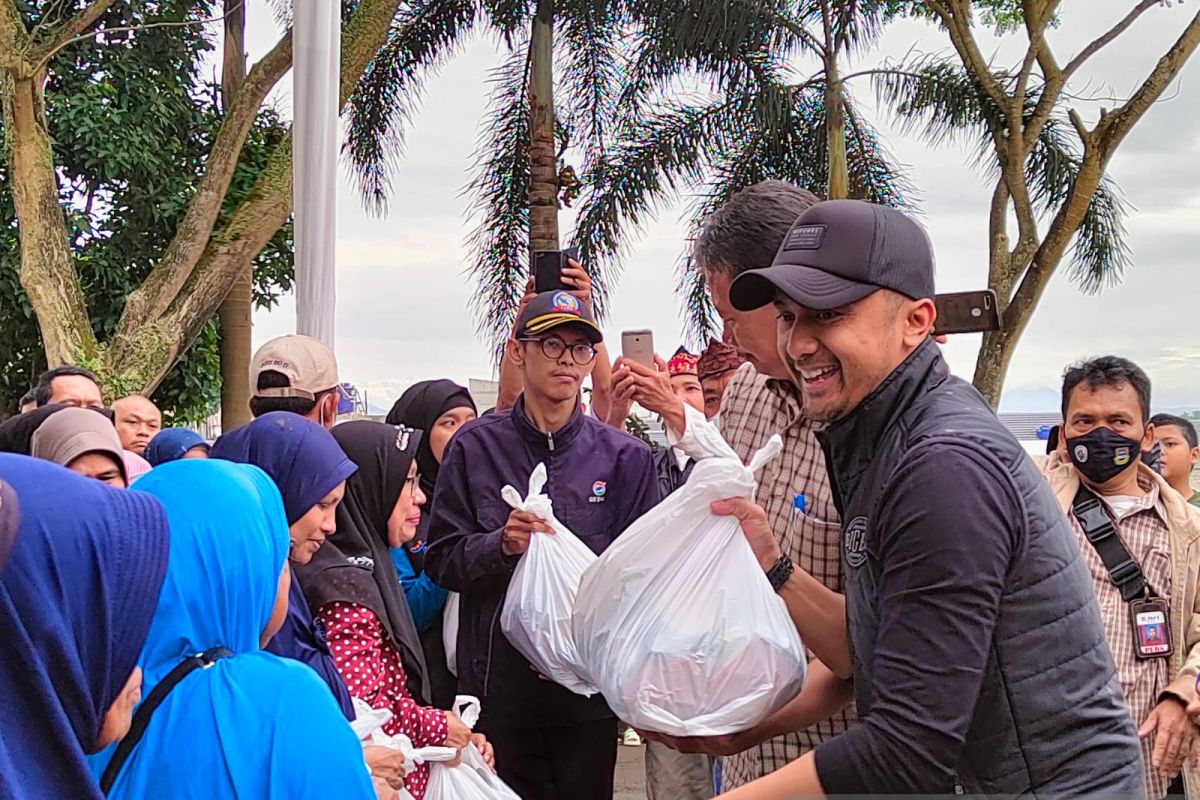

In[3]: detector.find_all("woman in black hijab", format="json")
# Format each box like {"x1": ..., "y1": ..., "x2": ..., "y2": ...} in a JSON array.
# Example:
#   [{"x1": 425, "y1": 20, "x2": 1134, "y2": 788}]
[
  {"x1": 295, "y1": 420, "x2": 488, "y2": 800},
  {"x1": 386, "y1": 381, "x2": 477, "y2": 709}
]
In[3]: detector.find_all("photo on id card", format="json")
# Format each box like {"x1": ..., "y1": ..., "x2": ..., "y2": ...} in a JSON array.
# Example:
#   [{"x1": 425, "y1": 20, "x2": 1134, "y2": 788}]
[{"x1": 1134, "y1": 608, "x2": 1170, "y2": 656}]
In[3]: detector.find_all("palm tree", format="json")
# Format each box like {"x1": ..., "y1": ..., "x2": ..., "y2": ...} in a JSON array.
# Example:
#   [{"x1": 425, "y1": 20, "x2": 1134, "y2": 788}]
[
  {"x1": 571, "y1": 0, "x2": 913, "y2": 342},
  {"x1": 345, "y1": 0, "x2": 912, "y2": 353}
]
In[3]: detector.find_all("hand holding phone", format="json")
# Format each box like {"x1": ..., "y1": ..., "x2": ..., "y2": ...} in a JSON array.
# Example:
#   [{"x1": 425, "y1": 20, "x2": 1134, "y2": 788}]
[{"x1": 533, "y1": 247, "x2": 580, "y2": 293}]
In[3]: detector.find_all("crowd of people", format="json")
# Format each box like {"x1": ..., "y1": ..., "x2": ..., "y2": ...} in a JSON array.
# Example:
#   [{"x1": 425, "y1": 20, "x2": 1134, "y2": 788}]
[{"x1": 3, "y1": 182, "x2": 1200, "y2": 800}]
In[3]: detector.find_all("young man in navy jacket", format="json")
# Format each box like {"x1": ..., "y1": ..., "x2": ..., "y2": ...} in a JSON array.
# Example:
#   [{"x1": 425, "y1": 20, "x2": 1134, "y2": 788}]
[{"x1": 425, "y1": 290, "x2": 660, "y2": 800}]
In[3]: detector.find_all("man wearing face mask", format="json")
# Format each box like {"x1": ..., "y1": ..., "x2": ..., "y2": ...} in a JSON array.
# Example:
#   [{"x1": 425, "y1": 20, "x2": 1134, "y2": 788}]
[{"x1": 1040, "y1": 356, "x2": 1200, "y2": 798}]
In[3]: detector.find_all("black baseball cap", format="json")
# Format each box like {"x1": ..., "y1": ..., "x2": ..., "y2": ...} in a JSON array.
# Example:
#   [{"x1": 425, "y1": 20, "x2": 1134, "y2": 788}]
[
  {"x1": 514, "y1": 290, "x2": 603, "y2": 344},
  {"x1": 729, "y1": 199, "x2": 935, "y2": 312}
]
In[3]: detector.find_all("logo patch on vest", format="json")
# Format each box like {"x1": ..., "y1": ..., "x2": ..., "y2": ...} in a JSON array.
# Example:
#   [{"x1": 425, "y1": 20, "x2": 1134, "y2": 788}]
[
  {"x1": 844, "y1": 516, "x2": 869, "y2": 568},
  {"x1": 589, "y1": 480, "x2": 607, "y2": 504}
]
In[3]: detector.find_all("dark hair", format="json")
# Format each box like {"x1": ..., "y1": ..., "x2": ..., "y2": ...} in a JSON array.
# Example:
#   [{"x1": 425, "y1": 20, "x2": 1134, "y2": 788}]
[
  {"x1": 18, "y1": 389, "x2": 36, "y2": 408},
  {"x1": 1150, "y1": 413, "x2": 1199, "y2": 450},
  {"x1": 1061, "y1": 356, "x2": 1152, "y2": 423},
  {"x1": 33, "y1": 365, "x2": 100, "y2": 407},
  {"x1": 692, "y1": 180, "x2": 821, "y2": 277},
  {"x1": 248, "y1": 369, "x2": 334, "y2": 418}
]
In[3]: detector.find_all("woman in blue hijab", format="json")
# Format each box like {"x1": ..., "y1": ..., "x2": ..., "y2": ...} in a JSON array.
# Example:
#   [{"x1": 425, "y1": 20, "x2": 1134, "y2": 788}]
[
  {"x1": 144, "y1": 427, "x2": 210, "y2": 466},
  {"x1": 209, "y1": 412, "x2": 358, "y2": 718},
  {"x1": 0, "y1": 455, "x2": 169, "y2": 800},
  {"x1": 98, "y1": 459, "x2": 375, "y2": 799}
]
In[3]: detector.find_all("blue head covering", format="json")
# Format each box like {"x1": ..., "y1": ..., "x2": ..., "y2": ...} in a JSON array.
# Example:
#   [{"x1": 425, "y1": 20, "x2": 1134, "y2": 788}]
[
  {"x1": 207, "y1": 411, "x2": 358, "y2": 718},
  {"x1": 144, "y1": 428, "x2": 210, "y2": 467},
  {"x1": 210, "y1": 412, "x2": 357, "y2": 524},
  {"x1": 97, "y1": 459, "x2": 374, "y2": 799},
  {"x1": 0, "y1": 455, "x2": 169, "y2": 800}
]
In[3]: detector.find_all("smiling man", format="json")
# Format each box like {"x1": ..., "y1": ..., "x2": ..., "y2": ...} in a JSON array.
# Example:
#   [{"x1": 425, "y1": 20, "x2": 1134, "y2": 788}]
[
  {"x1": 710, "y1": 200, "x2": 1142, "y2": 798},
  {"x1": 425, "y1": 290, "x2": 659, "y2": 800}
]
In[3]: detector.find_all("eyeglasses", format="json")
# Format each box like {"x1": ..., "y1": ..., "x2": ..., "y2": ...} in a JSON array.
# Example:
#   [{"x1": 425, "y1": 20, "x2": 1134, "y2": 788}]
[{"x1": 519, "y1": 336, "x2": 598, "y2": 365}]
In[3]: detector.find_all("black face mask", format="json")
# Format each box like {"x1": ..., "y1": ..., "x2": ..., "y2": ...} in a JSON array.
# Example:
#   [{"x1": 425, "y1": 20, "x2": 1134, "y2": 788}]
[{"x1": 1066, "y1": 426, "x2": 1143, "y2": 486}]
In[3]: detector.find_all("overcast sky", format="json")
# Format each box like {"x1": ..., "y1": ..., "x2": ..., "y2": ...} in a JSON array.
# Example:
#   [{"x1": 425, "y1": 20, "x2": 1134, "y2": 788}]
[{"x1": 240, "y1": 1, "x2": 1200, "y2": 413}]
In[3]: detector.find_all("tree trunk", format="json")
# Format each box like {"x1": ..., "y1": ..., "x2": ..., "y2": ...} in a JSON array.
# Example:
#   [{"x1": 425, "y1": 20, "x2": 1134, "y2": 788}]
[
  {"x1": 1, "y1": 72, "x2": 97, "y2": 370},
  {"x1": 528, "y1": 0, "x2": 559, "y2": 252},
  {"x1": 824, "y1": 58, "x2": 849, "y2": 200},
  {"x1": 218, "y1": 0, "x2": 252, "y2": 429}
]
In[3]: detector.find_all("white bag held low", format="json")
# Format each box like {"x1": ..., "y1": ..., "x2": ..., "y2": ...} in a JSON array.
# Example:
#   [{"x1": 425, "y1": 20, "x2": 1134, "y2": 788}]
[
  {"x1": 425, "y1": 696, "x2": 523, "y2": 800},
  {"x1": 499, "y1": 464, "x2": 598, "y2": 696},
  {"x1": 572, "y1": 410, "x2": 806, "y2": 736}
]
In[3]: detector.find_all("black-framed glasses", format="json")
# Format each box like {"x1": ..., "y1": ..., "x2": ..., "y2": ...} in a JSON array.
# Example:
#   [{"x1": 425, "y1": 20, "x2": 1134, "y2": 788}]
[{"x1": 519, "y1": 336, "x2": 597, "y2": 365}]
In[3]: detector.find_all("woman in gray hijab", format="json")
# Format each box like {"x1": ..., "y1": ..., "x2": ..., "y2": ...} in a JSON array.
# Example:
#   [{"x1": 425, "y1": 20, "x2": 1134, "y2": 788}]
[{"x1": 31, "y1": 407, "x2": 127, "y2": 488}]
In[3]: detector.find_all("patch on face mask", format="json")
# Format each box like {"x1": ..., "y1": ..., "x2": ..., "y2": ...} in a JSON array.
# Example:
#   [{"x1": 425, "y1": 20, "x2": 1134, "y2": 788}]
[
  {"x1": 1114, "y1": 446, "x2": 1132, "y2": 466},
  {"x1": 844, "y1": 516, "x2": 869, "y2": 568},
  {"x1": 1074, "y1": 445, "x2": 1089, "y2": 463}
]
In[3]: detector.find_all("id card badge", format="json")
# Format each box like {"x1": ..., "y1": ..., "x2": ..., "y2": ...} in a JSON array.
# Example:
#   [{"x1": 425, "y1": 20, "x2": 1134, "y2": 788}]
[{"x1": 1130, "y1": 597, "x2": 1173, "y2": 659}]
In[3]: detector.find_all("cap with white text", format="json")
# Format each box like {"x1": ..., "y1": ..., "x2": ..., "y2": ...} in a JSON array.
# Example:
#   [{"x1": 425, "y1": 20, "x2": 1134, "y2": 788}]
[
  {"x1": 249, "y1": 335, "x2": 339, "y2": 400},
  {"x1": 730, "y1": 199, "x2": 934, "y2": 312}
]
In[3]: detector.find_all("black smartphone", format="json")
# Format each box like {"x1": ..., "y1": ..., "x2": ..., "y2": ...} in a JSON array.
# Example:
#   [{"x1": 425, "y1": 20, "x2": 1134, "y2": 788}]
[
  {"x1": 533, "y1": 247, "x2": 579, "y2": 293},
  {"x1": 933, "y1": 290, "x2": 1002, "y2": 335}
]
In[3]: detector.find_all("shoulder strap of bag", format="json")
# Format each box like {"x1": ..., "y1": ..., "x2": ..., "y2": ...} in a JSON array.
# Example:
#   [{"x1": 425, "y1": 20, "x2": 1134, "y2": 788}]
[
  {"x1": 100, "y1": 646, "x2": 232, "y2": 795},
  {"x1": 1071, "y1": 485, "x2": 1148, "y2": 602}
]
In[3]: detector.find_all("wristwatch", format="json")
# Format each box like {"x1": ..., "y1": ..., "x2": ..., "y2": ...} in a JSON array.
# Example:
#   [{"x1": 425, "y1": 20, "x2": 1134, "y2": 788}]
[{"x1": 766, "y1": 554, "x2": 794, "y2": 593}]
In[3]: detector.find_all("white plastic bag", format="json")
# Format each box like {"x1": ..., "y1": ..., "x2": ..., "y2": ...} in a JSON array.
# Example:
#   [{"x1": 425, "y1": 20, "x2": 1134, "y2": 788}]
[
  {"x1": 571, "y1": 410, "x2": 806, "y2": 736},
  {"x1": 425, "y1": 696, "x2": 523, "y2": 800},
  {"x1": 349, "y1": 698, "x2": 457, "y2": 800},
  {"x1": 443, "y1": 591, "x2": 460, "y2": 677},
  {"x1": 499, "y1": 464, "x2": 598, "y2": 696}
]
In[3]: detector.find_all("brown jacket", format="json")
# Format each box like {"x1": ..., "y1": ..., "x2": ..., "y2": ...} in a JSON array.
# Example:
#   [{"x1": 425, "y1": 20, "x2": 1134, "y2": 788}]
[{"x1": 1040, "y1": 452, "x2": 1200, "y2": 793}]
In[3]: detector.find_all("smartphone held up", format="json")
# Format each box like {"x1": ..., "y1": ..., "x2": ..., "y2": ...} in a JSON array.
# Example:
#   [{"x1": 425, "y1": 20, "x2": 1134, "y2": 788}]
[{"x1": 533, "y1": 247, "x2": 580, "y2": 293}]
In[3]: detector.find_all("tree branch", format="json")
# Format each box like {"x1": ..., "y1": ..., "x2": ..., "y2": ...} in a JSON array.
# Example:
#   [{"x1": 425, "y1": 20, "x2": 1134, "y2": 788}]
[
  {"x1": 927, "y1": 0, "x2": 1010, "y2": 112},
  {"x1": 33, "y1": 0, "x2": 115, "y2": 63},
  {"x1": 1064, "y1": 0, "x2": 1161, "y2": 80},
  {"x1": 117, "y1": 27, "x2": 293, "y2": 335},
  {"x1": 35, "y1": 2, "x2": 248, "y2": 70},
  {"x1": 1095, "y1": 6, "x2": 1200, "y2": 154}
]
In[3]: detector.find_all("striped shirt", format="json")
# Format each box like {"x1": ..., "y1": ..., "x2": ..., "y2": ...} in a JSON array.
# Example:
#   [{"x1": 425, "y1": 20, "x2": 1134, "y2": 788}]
[
  {"x1": 714, "y1": 364, "x2": 855, "y2": 788},
  {"x1": 1067, "y1": 476, "x2": 1172, "y2": 800}
]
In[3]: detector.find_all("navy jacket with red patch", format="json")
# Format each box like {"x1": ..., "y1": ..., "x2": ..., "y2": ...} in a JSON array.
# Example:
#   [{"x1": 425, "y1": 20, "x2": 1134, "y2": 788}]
[{"x1": 425, "y1": 395, "x2": 660, "y2": 726}]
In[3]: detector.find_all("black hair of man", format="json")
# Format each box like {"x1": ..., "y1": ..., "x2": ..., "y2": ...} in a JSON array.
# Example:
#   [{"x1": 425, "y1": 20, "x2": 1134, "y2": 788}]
[
  {"x1": 692, "y1": 180, "x2": 821, "y2": 278},
  {"x1": 18, "y1": 389, "x2": 36, "y2": 407},
  {"x1": 1061, "y1": 356, "x2": 1152, "y2": 423},
  {"x1": 1150, "y1": 413, "x2": 1199, "y2": 449},
  {"x1": 248, "y1": 369, "x2": 337, "y2": 417},
  {"x1": 33, "y1": 365, "x2": 101, "y2": 407}
]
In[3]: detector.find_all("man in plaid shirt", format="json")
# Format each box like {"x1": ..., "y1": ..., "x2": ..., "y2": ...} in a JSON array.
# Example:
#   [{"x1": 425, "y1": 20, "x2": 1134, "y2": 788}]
[{"x1": 614, "y1": 180, "x2": 854, "y2": 792}]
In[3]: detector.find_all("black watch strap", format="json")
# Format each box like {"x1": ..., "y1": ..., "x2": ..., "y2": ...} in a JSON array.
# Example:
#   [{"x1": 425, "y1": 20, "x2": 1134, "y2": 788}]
[{"x1": 766, "y1": 554, "x2": 794, "y2": 592}]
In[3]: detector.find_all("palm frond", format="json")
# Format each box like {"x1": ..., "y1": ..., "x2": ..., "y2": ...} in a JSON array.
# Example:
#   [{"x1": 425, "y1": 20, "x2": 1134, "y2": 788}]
[
  {"x1": 466, "y1": 44, "x2": 533, "y2": 363},
  {"x1": 828, "y1": 0, "x2": 891, "y2": 53},
  {"x1": 343, "y1": 0, "x2": 477, "y2": 215},
  {"x1": 556, "y1": 0, "x2": 624, "y2": 155},
  {"x1": 1026, "y1": 118, "x2": 1129, "y2": 293},
  {"x1": 872, "y1": 55, "x2": 999, "y2": 148},
  {"x1": 843, "y1": 94, "x2": 913, "y2": 207},
  {"x1": 569, "y1": 96, "x2": 741, "y2": 321},
  {"x1": 480, "y1": 0, "x2": 532, "y2": 44}
]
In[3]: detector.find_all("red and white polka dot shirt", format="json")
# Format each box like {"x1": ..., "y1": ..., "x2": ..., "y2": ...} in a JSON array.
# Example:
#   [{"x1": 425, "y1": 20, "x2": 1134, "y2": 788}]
[{"x1": 320, "y1": 601, "x2": 448, "y2": 800}]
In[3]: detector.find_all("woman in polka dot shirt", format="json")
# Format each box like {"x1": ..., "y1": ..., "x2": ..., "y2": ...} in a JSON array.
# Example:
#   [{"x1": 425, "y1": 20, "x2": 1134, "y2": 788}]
[{"x1": 296, "y1": 422, "x2": 493, "y2": 799}]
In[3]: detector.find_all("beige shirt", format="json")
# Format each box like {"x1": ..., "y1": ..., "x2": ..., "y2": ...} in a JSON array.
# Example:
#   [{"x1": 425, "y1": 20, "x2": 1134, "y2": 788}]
[{"x1": 1068, "y1": 475, "x2": 1173, "y2": 799}]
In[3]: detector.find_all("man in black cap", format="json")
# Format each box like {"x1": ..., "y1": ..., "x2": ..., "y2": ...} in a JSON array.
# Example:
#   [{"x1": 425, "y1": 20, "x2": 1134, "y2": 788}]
[
  {"x1": 426, "y1": 290, "x2": 660, "y2": 800},
  {"x1": 702, "y1": 200, "x2": 1143, "y2": 797}
]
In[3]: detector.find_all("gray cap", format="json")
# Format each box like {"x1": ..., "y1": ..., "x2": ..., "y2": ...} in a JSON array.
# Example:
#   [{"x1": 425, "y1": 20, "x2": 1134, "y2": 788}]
[{"x1": 729, "y1": 199, "x2": 935, "y2": 311}]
